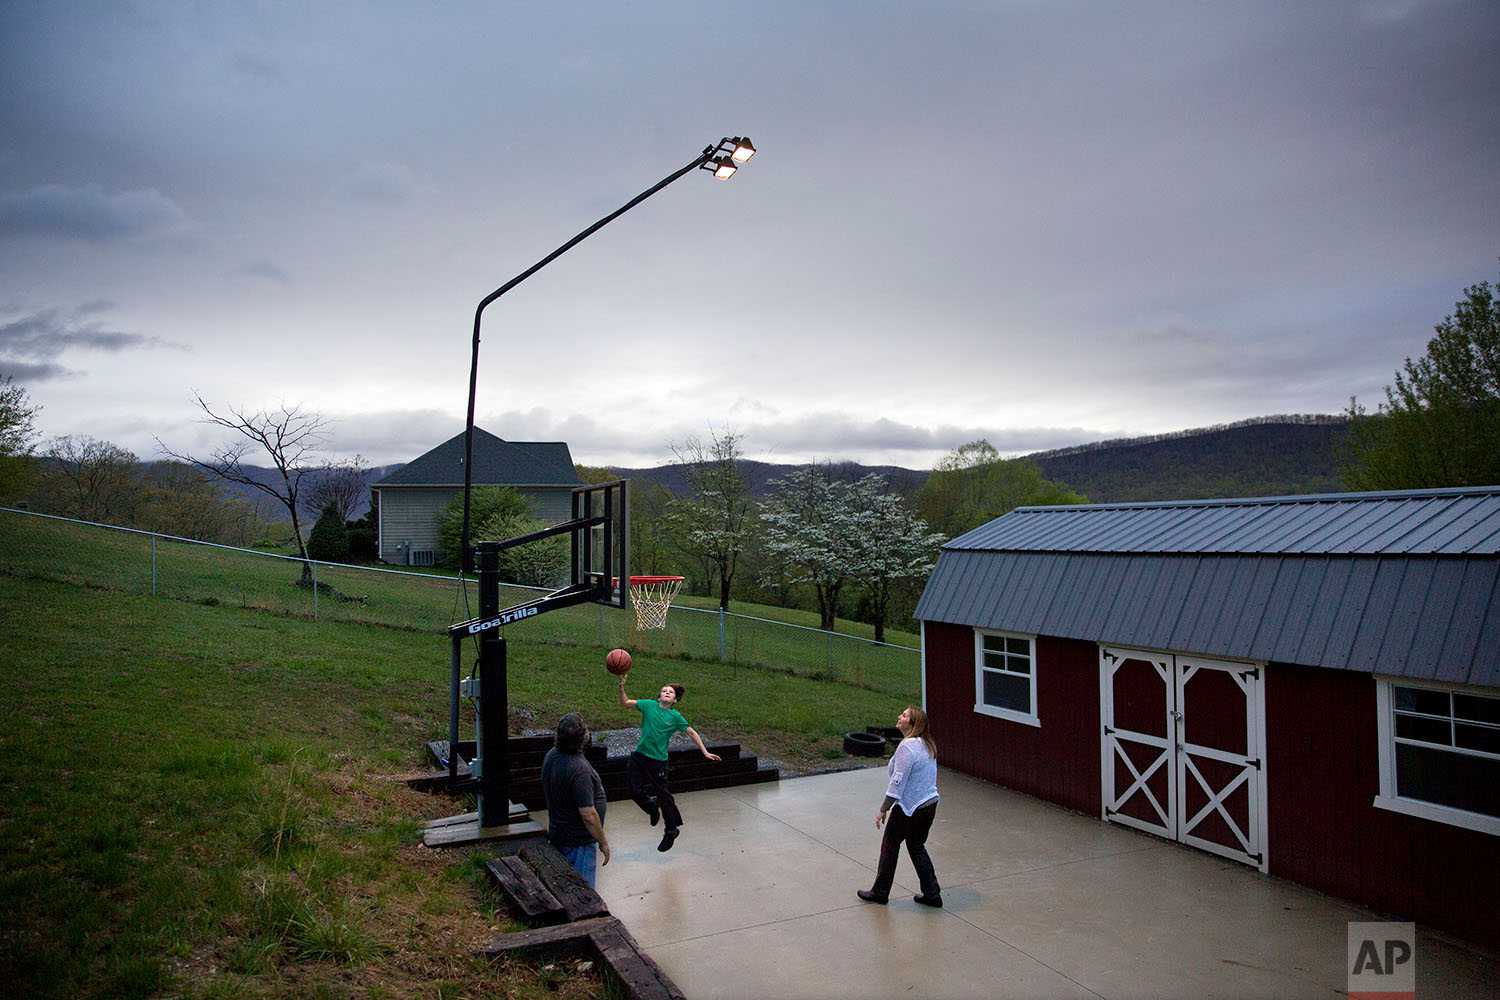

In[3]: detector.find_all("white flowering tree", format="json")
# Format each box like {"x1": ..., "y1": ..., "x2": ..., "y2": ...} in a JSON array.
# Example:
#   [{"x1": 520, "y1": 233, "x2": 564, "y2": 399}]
[
  {"x1": 759, "y1": 465, "x2": 865, "y2": 630},
  {"x1": 762, "y1": 468, "x2": 945, "y2": 637},
  {"x1": 843, "y1": 475, "x2": 946, "y2": 643}
]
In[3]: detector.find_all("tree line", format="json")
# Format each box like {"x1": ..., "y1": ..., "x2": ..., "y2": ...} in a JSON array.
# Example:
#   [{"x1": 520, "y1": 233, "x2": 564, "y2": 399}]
[
  {"x1": 578, "y1": 428, "x2": 1083, "y2": 642},
  {"x1": 0, "y1": 392, "x2": 376, "y2": 581}
]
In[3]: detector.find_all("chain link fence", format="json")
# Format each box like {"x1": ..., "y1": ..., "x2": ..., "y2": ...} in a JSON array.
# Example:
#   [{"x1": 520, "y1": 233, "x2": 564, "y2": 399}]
[{"x1": 1, "y1": 507, "x2": 920, "y2": 700}]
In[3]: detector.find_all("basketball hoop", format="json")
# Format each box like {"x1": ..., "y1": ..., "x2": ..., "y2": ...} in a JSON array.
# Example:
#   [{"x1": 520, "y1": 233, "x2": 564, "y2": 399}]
[{"x1": 619, "y1": 575, "x2": 684, "y2": 630}]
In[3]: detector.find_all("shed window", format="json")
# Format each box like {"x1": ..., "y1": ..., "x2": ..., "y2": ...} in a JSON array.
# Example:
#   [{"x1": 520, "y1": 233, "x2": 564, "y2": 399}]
[
  {"x1": 974, "y1": 630, "x2": 1039, "y2": 727},
  {"x1": 1374, "y1": 677, "x2": 1500, "y2": 836}
]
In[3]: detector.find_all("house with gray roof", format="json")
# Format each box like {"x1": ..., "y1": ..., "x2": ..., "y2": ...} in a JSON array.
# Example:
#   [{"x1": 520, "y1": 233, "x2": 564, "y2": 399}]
[
  {"x1": 915, "y1": 486, "x2": 1500, "y2": 950},
  {"x1": 373, "y1": 428, "x2": 583, "y2": 566}
]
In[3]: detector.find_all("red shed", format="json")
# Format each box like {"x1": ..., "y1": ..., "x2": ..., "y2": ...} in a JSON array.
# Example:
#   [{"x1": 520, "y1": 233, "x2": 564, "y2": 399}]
[{"x1": 915, "y1": 487, "x2": 1500, "y2": 950}]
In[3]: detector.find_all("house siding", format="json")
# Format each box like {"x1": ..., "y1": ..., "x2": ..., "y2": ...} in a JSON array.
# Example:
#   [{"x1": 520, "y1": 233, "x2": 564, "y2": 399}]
[
  {"x1": 1263, "y1": 661, "x2": 1499, "y2": 951},
  {"x1": 376, "y1": 486, "x2": 575, "y2": 564},
  {"x1": 377, "y1": 488, "x2": 452, "y2": 563},
  {"x1": 925, "y1": 623, "x2": 1500, "y2": 952},
  {"x1": 525, "y1": 488, "x2": 573, "y2": 523},
  {"x1": 926, "y1": 622, "x2": 1100, "y2": 815}
]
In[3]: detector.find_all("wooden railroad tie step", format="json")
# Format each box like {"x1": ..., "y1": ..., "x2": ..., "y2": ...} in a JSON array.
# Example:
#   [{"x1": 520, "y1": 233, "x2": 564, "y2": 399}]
[
  {"x1": 485, "y1": 856, "x2": 563, "y2": 923},
  {"x1": 477, "y1": 915, "x2": 685, "y2": 1000},
  {"x1": 588, "y1": 918, "x2": 686, "y2": 1000},
  {"x1": 515, "y1": 841, "x2": 610, "y2": 923}
]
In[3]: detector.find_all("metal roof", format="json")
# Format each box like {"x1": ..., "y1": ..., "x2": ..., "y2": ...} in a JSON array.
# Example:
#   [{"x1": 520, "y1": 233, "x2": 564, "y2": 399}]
[
  {"x1": 917, "y1": 487, "x2": 1500, "y2": 687},
  {"x1": 374, "y1": 428, "x2": 582, "y2": 489},
  {"x1": 944, "y1": 487, "x2": 1500, "y2": 556}
]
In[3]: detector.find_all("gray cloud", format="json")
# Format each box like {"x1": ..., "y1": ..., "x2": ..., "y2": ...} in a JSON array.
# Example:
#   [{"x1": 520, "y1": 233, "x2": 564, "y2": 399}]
[
  {"x1": 1, "y1": 2, "x2": 1495, "y2": 472},
  {"x1": 1, "y1": 360, "x2": 71, "y2": 382},
  {"x1": 0, "y1": 306, "x2": 176, "y2": 381},
  {"x1": 237, "y1": 260, "x2": 292, "y2": 284},
  {"x1": 331, "y1": 163, "x2": 418, "y2": 203},
  {"x1": 322, "y1": 406, "x2": 1115, "y2": 471},
  {"x1": 0, "y1": 184, "x2": 188, "y2": 240}
]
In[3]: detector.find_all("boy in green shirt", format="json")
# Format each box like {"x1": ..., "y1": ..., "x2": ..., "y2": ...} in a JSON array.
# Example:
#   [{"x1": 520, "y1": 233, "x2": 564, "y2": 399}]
[{"x1": 617, "y1": 675, "x2": 720, "y2": 852}]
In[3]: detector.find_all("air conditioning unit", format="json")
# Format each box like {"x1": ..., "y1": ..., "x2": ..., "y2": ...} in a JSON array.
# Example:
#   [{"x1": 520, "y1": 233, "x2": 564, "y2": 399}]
[{"x1": 408, "y1": 549, "x2": 435, "y2": 567}]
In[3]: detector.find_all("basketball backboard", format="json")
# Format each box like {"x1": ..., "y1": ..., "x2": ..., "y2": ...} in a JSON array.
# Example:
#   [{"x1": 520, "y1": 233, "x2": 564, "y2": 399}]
[{"x1": 573, "y1": 479, "x2": 630, "y2": 609}]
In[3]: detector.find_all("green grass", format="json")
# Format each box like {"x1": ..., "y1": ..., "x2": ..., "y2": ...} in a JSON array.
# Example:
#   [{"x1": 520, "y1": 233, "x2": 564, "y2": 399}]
[
  {"x1": 672, "y1": 589, "x2": 921, "y2": 648},
  {"x1": 0, "y1": 551, "x2": 908, "y2": 997},
  {"x1": 1, "y1": 510, "x2": 921, "y2": 697}
]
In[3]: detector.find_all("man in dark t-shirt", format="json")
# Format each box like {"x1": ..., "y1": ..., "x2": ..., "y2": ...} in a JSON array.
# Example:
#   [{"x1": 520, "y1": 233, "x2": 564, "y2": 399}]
[{"x1": 540, "y1": 713, "x2": 610, "y2": 886}]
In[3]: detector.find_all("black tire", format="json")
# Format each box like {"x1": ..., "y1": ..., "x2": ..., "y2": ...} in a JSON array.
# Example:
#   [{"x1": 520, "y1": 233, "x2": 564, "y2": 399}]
[{"x1": 843, "y1": 731, "x2": 887, "y2": 757}]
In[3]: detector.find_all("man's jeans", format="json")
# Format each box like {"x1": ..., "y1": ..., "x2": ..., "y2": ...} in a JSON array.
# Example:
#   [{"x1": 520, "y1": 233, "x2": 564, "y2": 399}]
[{"x1": 558, "y1": 842, "x2": 597, "y2": 887}]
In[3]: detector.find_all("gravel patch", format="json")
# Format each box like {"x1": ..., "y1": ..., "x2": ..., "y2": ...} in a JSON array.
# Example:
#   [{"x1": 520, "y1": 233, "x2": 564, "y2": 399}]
[{"x1": 522, "y1": 727, "x2": 703, "y2": 759}]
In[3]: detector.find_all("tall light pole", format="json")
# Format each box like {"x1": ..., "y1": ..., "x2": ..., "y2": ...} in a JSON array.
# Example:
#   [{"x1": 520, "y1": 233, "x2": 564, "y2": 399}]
[{"x1": 459, "y1": 136, "x2": 756, "y2": 572}]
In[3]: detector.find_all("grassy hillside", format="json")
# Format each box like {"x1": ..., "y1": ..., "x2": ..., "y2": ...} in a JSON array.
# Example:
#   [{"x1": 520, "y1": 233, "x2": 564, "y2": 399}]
[{"x1": 0, "y1": 568, "x2": 906, "y2": 998}]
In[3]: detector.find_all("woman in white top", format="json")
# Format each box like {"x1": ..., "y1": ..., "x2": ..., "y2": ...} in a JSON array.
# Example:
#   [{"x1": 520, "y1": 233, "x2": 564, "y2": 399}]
[{"x1": 857, "y1": 705, "x2": 942, "y2": 907}]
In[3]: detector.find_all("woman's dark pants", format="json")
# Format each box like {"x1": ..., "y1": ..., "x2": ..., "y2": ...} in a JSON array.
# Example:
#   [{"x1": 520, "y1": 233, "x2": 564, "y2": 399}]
[
  {"x1": 870, "y1": 801, "x2": 940, "y2": 898},
  {"x1": 627, "y1": 751, "x2": 682, "y2": 829}
]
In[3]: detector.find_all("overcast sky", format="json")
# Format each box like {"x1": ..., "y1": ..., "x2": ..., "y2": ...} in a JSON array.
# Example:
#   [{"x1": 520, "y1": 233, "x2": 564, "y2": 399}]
[{"x1": 2, "y1": 1, "x2": 1497, "y2": 471}]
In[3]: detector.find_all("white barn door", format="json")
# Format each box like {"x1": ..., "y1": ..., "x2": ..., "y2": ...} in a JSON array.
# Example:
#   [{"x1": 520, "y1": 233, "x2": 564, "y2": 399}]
[
  {"x1": 1099, "y1": 648, "x2": 1176, "y2": 841},
  {"x1": 1100, "y1": 646, "x2": 1268, "y2": 871}
]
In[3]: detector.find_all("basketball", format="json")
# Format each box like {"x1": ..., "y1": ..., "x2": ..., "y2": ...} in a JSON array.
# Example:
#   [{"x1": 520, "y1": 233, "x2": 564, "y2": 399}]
[{"x1": 605, "y1": 648, "x2": 632, "y2": 675}]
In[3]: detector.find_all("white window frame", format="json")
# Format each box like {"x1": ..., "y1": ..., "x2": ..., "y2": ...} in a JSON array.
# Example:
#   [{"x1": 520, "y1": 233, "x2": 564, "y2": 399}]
[
  {"x1": 1373, "y1": 675, "x2": 1500, "y2": 837},
  {"x1": 973, "y1": 628, "x2": 1040, "y2": 727}
]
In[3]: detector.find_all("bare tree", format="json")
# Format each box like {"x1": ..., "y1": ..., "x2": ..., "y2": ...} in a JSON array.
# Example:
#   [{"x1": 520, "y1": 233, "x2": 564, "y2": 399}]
[
  {"x1": 139, "y1": 460, "x2": 260, "y2": 544},
  {"x1": 158, "y1": 395, "x2": 331, "y2": 584},
  {"x1": 38, "y1": 435, "x2": 145, "y2": 525},
  {"x1": 301, "y1": 454, "x2": 370, "y2": 521},
  {"x1": 665, "y1": 427, "x2": 758, "y2": 611}
]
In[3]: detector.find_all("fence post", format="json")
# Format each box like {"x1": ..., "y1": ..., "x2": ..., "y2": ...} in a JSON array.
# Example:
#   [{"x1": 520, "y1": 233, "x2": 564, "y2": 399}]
[
  {"x1": 718, "y1": 608, "x2": 726, "y2": 663},
  {"x1": 151, "y1": 534, "x2": 157, "y2": 597},
  {"x1": 313, "y1": 562, "x2": 318, "y2": 621},
  {"x1": 599, "y1": 604, "x2": 606, "y2": 649},
  {"x1": 828, "y1": 629, "x2": 835, "y2": 682}
]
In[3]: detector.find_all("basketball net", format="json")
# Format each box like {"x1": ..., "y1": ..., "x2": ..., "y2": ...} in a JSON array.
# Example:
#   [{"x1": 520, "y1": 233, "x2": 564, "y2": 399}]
[{"x1": 628, "y1": 576, "x2": 683, "y2": 630}]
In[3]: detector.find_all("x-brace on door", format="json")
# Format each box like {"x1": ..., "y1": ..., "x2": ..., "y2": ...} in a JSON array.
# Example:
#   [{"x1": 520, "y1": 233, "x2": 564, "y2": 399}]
[{"x1": 1100, "y1": 646, "x2": 1268, "y2": 871}]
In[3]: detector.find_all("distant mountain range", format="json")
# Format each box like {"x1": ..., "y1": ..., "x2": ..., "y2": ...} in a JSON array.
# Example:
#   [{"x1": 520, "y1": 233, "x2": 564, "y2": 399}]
[
  {"x1": 201, "y1": 463, "x2": 404, "y2": 521},
  {"x1": 613, "y1": 415, "x2": 1351, "y2": 504},
  {"x1": 607, "y1": 460, "x2": 931, "y2": 498},
  {"x1": 1027, "y1": 414, "x2": 1350, "y2": 502},
  {"x1": 223, "y1": 414, "x2": 1352, "y2": 518}
]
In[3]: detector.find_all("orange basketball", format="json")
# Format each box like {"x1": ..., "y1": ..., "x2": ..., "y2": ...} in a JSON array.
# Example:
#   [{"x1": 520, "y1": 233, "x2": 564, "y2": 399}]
[{"x1": 604, "y1": 648, "x2": 632, "y2": 675}]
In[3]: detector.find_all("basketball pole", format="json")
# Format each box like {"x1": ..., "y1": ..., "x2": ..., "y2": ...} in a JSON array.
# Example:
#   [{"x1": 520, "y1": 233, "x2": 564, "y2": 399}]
[
  {"x1": 474, "y1": 542, "x2": 511, "y2": 828},
  {"x1": 458, "y1": 136, "x2": 755, "y2": 574},
  {"x1": 441, "y1": 480, "x2": 627, "y2": 835},
  {"x1": 438, "y1": 137, "x2": 752, "y2": 841}
]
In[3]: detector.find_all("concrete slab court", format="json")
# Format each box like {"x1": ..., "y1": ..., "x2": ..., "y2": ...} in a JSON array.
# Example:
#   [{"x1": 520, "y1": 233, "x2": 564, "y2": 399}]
[{"x1": 564, "y1": 766, "x2": 1498, "y2": 1000}]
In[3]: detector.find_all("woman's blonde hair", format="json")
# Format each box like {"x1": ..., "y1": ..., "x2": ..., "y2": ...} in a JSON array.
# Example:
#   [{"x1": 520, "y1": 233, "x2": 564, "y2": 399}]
[{"x1": 905, "y1": 705, "x2": 937, "y2": 758}]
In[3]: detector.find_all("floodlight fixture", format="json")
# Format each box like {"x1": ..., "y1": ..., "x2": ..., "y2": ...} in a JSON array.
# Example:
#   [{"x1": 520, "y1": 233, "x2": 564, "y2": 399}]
[{"x1": 459, "y1": 134, "x2": 758, "y2": 571}]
